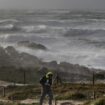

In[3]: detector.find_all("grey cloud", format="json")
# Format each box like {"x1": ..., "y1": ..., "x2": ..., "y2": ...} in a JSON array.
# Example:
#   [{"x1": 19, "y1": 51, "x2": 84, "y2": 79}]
[{"x1": 0, "y1": 0, "x2": 105, "y2": 10}]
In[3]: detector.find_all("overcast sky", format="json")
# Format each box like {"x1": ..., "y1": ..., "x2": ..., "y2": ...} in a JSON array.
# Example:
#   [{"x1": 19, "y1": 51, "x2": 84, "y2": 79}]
[{"x1": 0, "y1": 0, "x2": 105, "y2": 10}]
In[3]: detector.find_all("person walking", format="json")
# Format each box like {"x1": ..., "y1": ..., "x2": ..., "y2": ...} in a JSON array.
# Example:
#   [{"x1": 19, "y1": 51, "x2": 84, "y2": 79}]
[{"x1": 39, "y1": 71, "x2": 53, "y2": 105}]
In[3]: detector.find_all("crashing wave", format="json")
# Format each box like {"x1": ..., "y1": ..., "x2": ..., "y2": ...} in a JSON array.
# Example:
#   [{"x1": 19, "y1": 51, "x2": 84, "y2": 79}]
[
  {"x1": 20, "y1": 25, "x2": 47, "y2": 33},
  {"x1": 64, "y1": 28, "x2": 105, "y2": 37},
  {"x1": 0, "y1": 24, "x2": 19, "y2": 32},
  {"x1": 0, "y1": 19, "x2": 18, "y2": 24}
]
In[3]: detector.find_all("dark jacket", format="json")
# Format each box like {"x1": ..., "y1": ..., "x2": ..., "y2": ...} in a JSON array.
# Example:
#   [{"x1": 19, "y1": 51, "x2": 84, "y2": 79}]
[{"x1": 40, "y1": 76, "x2": 52, "y2": 86}]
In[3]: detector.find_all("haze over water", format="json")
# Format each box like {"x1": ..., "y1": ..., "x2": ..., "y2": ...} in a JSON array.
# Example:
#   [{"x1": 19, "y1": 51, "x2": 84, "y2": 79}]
[{"x1": 0, "y1": 10, "x2": 105, "y2": 69}]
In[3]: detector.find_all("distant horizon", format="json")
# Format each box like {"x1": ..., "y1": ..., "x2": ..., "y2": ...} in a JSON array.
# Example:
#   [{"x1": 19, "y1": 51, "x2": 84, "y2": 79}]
[
  {"x1": 0, "y1": 0, "x2": 105, "y2": 11},
  {"x1": 0, "y1": 8, "x2": 105, "y2": 12}
]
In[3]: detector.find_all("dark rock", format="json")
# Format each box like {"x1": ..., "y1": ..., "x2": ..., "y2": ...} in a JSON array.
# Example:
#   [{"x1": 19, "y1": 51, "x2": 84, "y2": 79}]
[
  {"x1": 0, "y1": 46, "x2": 41, "y2": 68},
  {"x1": 0, "y1": 46, "x2": 12, "y2": 67},
  {"x1": 17, "y1": 41, "x2": 47, "y2": 50},
  {"x1": 0, "y1": 46, "x2": 104, "y2": 83}
]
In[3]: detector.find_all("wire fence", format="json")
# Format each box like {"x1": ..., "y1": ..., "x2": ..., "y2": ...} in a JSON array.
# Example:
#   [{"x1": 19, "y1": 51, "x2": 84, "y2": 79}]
[{"x1": 0, "y1": 67, "x2": 105, "y2": 100}]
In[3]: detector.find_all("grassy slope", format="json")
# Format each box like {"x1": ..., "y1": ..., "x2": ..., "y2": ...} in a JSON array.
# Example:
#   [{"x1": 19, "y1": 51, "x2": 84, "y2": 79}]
[
  {"x1": 0, "y1": 66, "x2": 39, "y2": 84},
  {"x1": 0, "y1": 83, "x2": 105, "y2": 100},
  {"x1": 0, "y1": 83, "x2": 105, "y2": 105}
]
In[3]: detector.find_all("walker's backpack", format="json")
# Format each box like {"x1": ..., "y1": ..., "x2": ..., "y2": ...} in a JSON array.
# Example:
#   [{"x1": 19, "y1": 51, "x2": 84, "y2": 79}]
[
  {"x1": 40, "y1": 76, "x2": 46, "y2": 85},
  {"x1": 39, "y1": 76, "x2": 52, "y2": 86}
]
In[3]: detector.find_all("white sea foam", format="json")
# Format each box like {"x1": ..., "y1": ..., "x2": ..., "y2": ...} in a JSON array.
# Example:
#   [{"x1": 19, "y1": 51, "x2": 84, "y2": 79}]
[
  {"x1": 0, "y1": 24, "x2": 14, "y2": 30},
  {"x1": 21, "y1": 25, "x2": 47, "y2": 32},
  {"x1": 0, "y1": 19, "x2": 18, "y2": 23},
  {"x1": 1, "y1": 10, "x2": 105, "y2": 69}
]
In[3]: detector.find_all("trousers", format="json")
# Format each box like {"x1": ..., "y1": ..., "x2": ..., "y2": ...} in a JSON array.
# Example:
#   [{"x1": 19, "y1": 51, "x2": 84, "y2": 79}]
[{"x1": 40, "y1": 85, "x2": 53, "y2": 105}]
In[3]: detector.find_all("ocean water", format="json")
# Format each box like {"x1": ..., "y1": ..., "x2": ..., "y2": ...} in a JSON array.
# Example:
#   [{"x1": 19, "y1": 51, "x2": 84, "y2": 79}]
[{"x1": 0, "y1": 10, "x2": 105, "y2": 69}]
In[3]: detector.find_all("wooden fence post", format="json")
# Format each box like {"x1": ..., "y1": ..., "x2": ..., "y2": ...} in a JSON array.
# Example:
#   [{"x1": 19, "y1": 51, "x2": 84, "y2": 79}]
[
  {"x1": 92, "y1": 71, "x2": 95, "y2": 99},
  {"x1": 3, "y1": 87, "x2": 5, "y2": 97},
  {"x1": 23, "y1": 70, "x2": 26, "y2": 85}
]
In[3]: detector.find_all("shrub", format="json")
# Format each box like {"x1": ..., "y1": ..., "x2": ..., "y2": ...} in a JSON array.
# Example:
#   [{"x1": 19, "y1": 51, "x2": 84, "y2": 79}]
[
  {"x1": 55, "y1": 92, "x2": 86, "y2": 100},
  {"x1": 8, "y1": 92, "x2": 28, "y2": 100},
  {"x1": 70, "y1": 92, "x2": 86, "y2": 100},
  {"x1": 94, "y1": 98, "x2": 105, "y2": 105}
]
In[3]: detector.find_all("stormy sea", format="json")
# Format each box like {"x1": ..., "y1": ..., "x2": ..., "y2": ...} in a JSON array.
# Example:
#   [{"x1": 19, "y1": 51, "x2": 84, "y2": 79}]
[{"x1": 0, "y1": 9, "x2": 105, "y2": 69}]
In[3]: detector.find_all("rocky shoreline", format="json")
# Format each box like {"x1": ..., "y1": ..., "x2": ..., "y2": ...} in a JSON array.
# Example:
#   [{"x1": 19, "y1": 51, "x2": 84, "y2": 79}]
[{"x1": 0, "y1": 46, "x2": 105, "y2": 83}]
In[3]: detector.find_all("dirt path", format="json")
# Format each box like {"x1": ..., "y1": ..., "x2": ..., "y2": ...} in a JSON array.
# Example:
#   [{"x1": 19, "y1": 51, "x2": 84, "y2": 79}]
[
  {"x1": 55, "y1": 100, "x2": 85, "y2": 105},
  {"x1": 0, "y1": 98, "x2": 85, "y2": 105},
  {"x1": 0, "y1": 99, "x2": 13, "y2": 104},
  {"x1": 20, "y1": 99, "x2": 85, "y2": 105}
]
